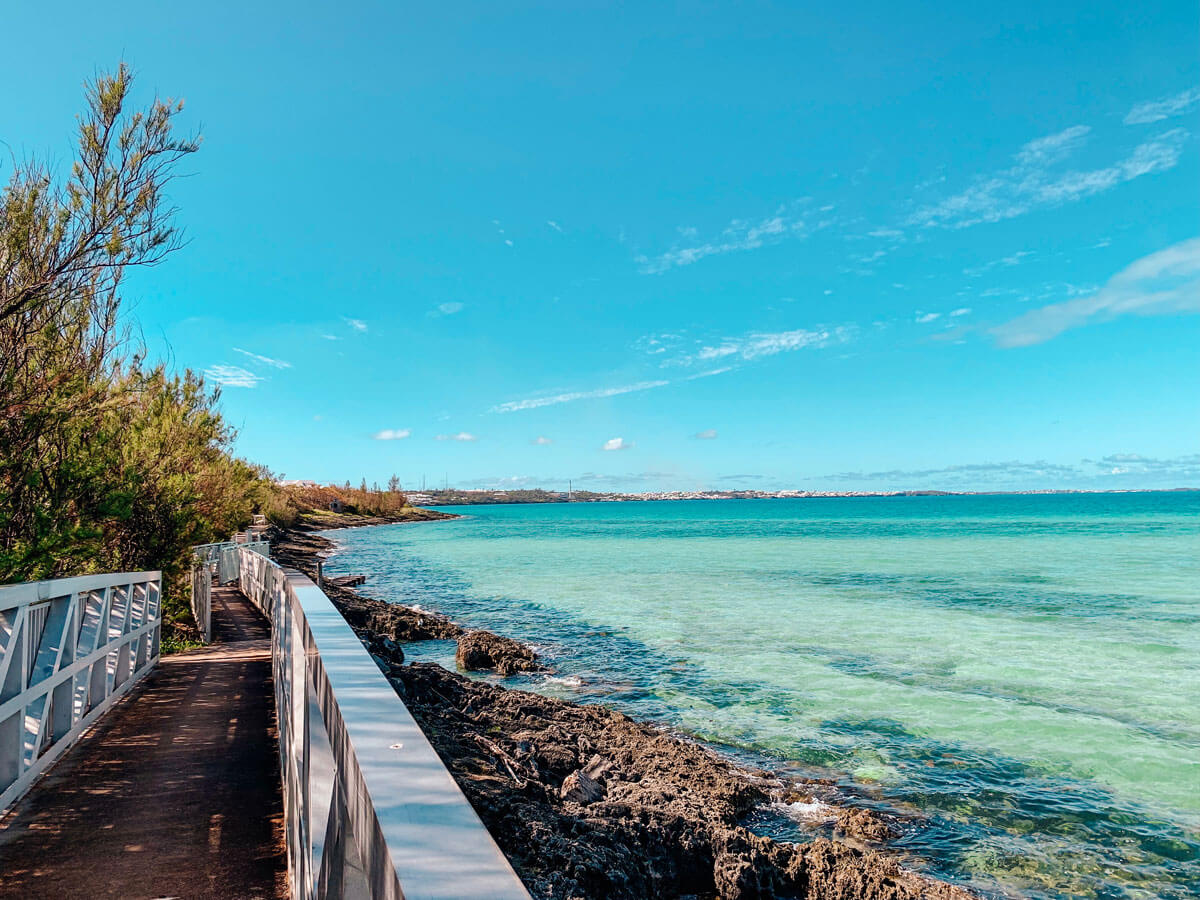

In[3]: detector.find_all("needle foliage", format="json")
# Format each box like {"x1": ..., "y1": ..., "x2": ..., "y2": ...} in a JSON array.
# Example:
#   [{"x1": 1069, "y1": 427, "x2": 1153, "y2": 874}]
[{"x1": 0, "y1": 65, "x2": 271, "y2": 629}]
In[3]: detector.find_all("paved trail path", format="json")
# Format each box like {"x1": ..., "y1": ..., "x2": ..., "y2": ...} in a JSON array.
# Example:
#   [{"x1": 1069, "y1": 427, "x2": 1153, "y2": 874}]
[{"x1": 0, "y1": 584, "x2": 287, "y2": 899}]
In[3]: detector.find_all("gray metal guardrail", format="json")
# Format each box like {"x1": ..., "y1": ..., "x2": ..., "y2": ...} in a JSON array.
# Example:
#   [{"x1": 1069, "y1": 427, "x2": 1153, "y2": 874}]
[
  {"x1": 223, "y1": 544, "x2": 529, "y2": 900},
  {"x1": 0, "y1": 570, "x2": 162, "y2": 814}
]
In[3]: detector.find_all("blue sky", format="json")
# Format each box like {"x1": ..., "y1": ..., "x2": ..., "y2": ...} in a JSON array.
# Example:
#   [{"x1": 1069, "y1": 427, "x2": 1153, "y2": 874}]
[{"x1": 4, "y1": 1, "x2": 1197, "y2": 492}]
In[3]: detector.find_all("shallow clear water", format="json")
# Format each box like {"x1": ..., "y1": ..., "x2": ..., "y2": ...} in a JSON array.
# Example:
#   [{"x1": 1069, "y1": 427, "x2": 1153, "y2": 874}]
[{"x1": 322, "y1": 493, "x2": 1200, "y2": 899}]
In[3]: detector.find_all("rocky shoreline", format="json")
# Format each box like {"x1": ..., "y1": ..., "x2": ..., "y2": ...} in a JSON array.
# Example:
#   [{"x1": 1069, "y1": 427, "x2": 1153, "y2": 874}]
[{"x1": 269, "y1": 516, "x2": 980, "y2": 900}]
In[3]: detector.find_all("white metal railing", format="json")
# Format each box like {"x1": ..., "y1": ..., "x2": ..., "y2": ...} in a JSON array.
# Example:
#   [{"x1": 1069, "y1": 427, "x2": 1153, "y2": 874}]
[
  {"x1": 0, "y1": 570, "x2": 161, "y2": 813},
  {"x1": 229, "y1": 546, "x2": 529, "y2": 900},
  {"x1": 190, "y1": 540, "x2": 269, "y2": 643},
  {"x1": 193, "y1": 538, "x2": 269, "y2": 565},
  {"x1": 191, "y1": 563, "x2": 213, "y2": 643}
]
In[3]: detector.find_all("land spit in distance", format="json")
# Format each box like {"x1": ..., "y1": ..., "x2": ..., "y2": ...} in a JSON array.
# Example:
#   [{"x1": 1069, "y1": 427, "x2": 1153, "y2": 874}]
[{"x1": 390, "y1": 486, "x2": 1198, "y2": 507}]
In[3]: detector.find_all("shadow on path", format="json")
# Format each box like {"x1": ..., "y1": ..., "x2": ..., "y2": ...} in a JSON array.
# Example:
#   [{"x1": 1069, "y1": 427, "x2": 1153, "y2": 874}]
[{"x1": 0, "y1": 585, "x2": 287, "y2": 899}]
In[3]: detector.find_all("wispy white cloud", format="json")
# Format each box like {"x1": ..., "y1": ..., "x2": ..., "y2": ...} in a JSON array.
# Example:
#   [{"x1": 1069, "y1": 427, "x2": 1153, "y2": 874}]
[
  {"x1": 491, "y1": 219, "x2": 514, "y2": 246},
  {"x1": 436, "y1": 432, "x2": 478, "y2": 442},
  {"x1": 1087, "y1": 452, "x2": 1200, "y2": 479},
  {"x1": 1014, "y1": 125, "x2": 1092, "y2": 166},
  {"x1": 915, "y1": 312, "x2": 941, "y2": 324},
  {"x1": 602, "y1": 437, "x2": 632, "y2": 451},
  {"x1": 1125, "y1": 87, "x2": 1200, "y2": 125},
  {"x1": 491, "y1": 380, "x2": 670, "y2": 413},
  {"x1": 637, "y1": 204, "x2": 817, "y2": 274},
  {"x1": 494, "y1": 325, "x2": 842, "y2": 418},
  {"x1": 633, "y1": 333, "x2": 684, "y2": 356},
  {"x1": 950, "y1": 307, "x2": 972, "y2": 317},
  {"x1": 233, "y1": 348, "x2": 292, "y2": 369},
  {"x1": 684, "y1": 366, "x2": 735, "y2": 380},
  {"x1": 546, "y1": 220, "x2": 563, "y2": 232},
  {"x1": 963, "y1": 250, "x2": 1035, "y2": 277},
  {"x1": 344, "y1": 317, "x2": 368, "y2": 333},
  {"x1": 909, "y1": 127, "x2": 1188, "y2": 229},
  {"x1": 373, "y1": 428, "x2": 411, "y2": 440},
  {"x1": 825, "y1": 453, "x2": 1200, "y2": 488},
  {"x1": 429, "y1": 301, "x2": 464, "y2": 317},
  {"x1": 455, "y1": 475, "x2": 548, "y2": 490},
  {"x1": 687, "y1": 327, "x2": 849, "y2": 364},
  {"x1": 852, "y1": 248, "x2": 889, "y2": 266},
  {"x1": 204, "y1": 365, "x2": 261, "y2": 388},
  {"x1": 693, "y1": 429, "x2": 718, "y2": 440},
  {"x1": 991, "y1": 237, "x2": 1200, "y2": 347},
  {"x1": 828, "y1": 459, "x2": 1083, "y2": 484},
  {"x1": 532, "y1": 436, "x2": 553, "y2": 445}
]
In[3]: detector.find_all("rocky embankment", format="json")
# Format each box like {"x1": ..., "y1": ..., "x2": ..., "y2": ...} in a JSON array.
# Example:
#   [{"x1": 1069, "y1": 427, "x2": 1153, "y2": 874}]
[{"x1": 268, "y1": 519, "x2": 978, "y2": 900}]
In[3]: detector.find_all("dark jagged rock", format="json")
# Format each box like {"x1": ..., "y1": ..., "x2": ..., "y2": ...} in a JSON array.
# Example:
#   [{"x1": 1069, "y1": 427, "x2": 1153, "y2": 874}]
[
  {"x1": 456, "y1": 629, "x2": 543, "y2": 675},
  {"x1": 394, "y1": 663, "x2": 978, "y2": 900},
  {"x1": 560, "y1": 769, "x2": 604, "y2": 805},
  {"x1": 836, "y1": 807, "x2": 895, "y2": 843},
  {"x1": 367, "y1": 634, "x2": 406, "y2": 678}
]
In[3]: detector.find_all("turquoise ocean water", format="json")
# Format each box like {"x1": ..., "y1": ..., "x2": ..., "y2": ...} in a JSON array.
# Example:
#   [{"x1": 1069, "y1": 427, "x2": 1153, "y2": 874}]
[{"x1": 321, "y1": 493, "x2": 1200, "y2": 898}]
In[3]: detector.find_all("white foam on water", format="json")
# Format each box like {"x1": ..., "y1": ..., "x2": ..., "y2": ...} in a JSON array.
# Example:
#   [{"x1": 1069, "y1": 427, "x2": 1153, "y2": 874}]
[
  {"x1": 775, "y1": 798, "x2": 836, "y2": 823},
  {"x1": 543, "y1": 674, "x2": 584, "y2": 688}
]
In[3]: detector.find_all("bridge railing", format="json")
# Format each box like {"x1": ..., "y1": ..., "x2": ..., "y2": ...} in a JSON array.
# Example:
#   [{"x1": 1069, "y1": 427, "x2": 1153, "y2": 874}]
[
  {"x1": 190, "y1": 540, "x2": 269, "y2": 643},
  {"x1": 0, "y1": 570, "x2": 161, "y2": 814},
  {"x1": 229, "y1": 545, "x2": 529, "y2": 900},
  {"x1": 190, "y1": 564, "x2": 213, "y2": 643}
]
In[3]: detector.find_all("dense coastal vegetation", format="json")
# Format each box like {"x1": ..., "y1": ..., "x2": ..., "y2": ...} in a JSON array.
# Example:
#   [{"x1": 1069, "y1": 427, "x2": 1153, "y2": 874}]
[
  {"x1": 0, "y1": 68, "x2": 244, "y2": 594},
  {"x1": 0, "y1": 67, "x2": 416, "y2": 640}
]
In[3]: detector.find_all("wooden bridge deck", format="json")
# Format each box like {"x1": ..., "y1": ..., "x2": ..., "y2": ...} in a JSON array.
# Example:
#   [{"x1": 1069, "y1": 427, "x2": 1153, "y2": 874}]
[{"x1": 0, "y1": 585, "x2": 288, "y2": 899}]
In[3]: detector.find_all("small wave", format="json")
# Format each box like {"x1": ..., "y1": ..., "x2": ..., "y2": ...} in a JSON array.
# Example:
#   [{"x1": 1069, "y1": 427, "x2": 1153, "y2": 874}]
[
  {"x1": 543, "y1": 674, "x2": 584, "y2": 688},
  {"x1": 774, "y1": 798, "x2": 836, "y2": 824}
]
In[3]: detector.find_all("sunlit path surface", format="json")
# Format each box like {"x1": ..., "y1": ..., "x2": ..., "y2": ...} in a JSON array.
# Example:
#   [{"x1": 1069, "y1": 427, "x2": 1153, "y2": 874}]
[{"x1": 0, "y1": 585, "x2": 287, "y2": 899}]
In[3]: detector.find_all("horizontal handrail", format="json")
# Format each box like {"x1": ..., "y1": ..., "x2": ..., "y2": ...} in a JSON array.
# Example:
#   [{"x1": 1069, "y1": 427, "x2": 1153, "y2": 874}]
[
  {"x1": 0, "y1": 571, "x2": 161, "y2": 814},
  {"x1": 232, "y1": 546, "x2": 529, "y2": 900},
  {"x1": 0, "y1": 570, "x2": 160, "y2": 605}
]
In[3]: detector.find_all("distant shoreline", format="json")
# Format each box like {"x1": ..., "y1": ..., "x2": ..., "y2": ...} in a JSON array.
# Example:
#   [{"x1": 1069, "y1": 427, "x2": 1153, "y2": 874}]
[{"x1": 406, "y1": 485, "x2": 1198, "y2": 506}]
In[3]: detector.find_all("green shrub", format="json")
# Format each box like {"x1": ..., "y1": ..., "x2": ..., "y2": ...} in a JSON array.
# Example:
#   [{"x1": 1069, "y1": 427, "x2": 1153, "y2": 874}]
[{"x1": 0, "y1": 65, "x2": 273, "y2": 637}]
